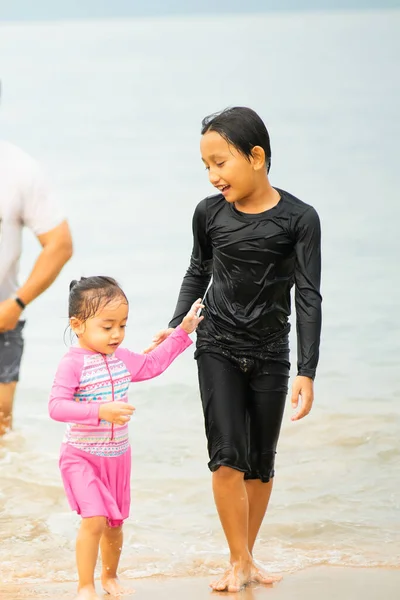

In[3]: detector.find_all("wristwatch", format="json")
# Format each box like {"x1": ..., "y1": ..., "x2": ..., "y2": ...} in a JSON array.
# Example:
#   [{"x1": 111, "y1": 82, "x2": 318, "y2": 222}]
[{"x1": 11, "y1": 294, "x2": 26, "y2": 310}]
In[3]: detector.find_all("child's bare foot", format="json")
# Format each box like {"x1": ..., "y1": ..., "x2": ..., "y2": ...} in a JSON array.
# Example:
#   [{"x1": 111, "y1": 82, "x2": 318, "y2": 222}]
[
  {"x1": 102, "y1": 577, "x2": 135, "y2": 596},
  {"x1": 210, "y1": 561, "x2": 251, "y2": 593},
  {"x1": 76, "y1": 585, "x2": 101, "y2": 600},
  {"x1": 250, "y1": 561, "x2": 282, "y2": 585}
]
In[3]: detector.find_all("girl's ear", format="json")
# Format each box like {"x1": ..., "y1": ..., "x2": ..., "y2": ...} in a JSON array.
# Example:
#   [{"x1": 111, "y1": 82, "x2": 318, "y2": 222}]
[
  {"x1": 70, "y1": 317, "x2": 84, "y2": 337},
  {"x1": 250, "y1": 145, "x2": 266, "y2": 171}
]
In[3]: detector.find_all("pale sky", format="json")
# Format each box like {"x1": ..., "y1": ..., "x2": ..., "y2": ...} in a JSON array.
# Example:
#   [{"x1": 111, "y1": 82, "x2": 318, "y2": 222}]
[{"x1": 0, "y1": 0, "x2": 398, "y2": 20}]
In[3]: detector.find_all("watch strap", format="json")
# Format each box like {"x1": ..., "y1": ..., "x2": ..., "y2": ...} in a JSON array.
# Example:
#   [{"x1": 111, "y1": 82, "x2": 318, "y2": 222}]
[{"x1": 12, "y1": 295, "x2": 26, "y2": 310}]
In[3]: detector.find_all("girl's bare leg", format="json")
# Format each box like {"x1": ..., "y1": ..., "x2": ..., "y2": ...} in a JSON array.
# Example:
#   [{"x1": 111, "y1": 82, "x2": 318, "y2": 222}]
[
  {"x1": 210, "y1": 466, "x2": 252, "y2": 592},
  {"x1": 245, "y1": 479, "x2": 282, "y2": 584},
  {"x1": 100, "y1": 524, "x2": 134, "y2": 596},
  {"x1": 76, "y1": 516, "x2": 107, "y2": 600}
]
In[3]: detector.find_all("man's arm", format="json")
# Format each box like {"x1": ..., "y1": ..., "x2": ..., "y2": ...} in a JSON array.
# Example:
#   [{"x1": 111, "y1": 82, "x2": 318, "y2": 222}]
[
  {"x1": 0, "y1": 221, "x2": 73, "y2": 331},
  {"x1": 17, "y1": 220, "x2": 72, "y2": 306}
]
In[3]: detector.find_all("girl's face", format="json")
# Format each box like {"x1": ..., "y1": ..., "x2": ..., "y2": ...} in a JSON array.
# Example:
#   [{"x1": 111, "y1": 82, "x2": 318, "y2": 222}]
[
  {"x1": 200, "y1": 130, "x2": 262, "y2": 204},
  {"x1": 71, "y1": 297, "x2": 129, "y2": 355}
]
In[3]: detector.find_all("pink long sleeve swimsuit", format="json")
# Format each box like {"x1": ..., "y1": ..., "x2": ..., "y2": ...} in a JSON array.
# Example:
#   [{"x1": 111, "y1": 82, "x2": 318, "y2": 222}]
[{"x1": 49, "y1": 326, "x2": 192, "y2": 526}]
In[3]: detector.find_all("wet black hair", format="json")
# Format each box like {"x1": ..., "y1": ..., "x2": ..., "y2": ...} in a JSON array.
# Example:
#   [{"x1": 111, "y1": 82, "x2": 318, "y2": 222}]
[
  {"x1": 201, "y1": 106, "x2": 272, "y2": 173},
  {"x1": 69, "y1": 276, "x2": 128, "y2": 323}
]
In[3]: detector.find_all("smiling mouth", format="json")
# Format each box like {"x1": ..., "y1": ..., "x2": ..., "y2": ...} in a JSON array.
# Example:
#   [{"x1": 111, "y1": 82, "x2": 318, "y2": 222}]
[{"x1": 219, "y1": 185, "x2": 230, "y2": 194}]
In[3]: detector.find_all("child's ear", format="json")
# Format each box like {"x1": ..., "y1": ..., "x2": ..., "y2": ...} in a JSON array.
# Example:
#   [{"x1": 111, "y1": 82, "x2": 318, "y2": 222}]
[
  {"x1": 70, "y1": 317, "x2": 84, "y2": 337},
  {"x1": 250, "y1": 145, "x2": 266, "y2": 171}
]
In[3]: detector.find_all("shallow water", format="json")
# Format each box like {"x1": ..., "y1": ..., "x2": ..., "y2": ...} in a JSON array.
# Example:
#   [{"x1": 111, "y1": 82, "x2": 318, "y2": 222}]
[{"x1": 0, "y1": 8, "x2": 399, "y2": 584}]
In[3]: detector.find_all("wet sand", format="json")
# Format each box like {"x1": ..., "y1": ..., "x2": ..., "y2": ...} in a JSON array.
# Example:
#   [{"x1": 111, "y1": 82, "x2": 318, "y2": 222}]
[{"x1": 1, "y1": 567, "x2": 399, "y2": 600}]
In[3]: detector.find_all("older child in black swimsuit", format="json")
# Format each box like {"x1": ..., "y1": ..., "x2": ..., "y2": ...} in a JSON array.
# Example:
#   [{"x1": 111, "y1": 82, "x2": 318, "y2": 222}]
[{"x1": 147, "y1": 107, "x2": 322, "y2": 592}]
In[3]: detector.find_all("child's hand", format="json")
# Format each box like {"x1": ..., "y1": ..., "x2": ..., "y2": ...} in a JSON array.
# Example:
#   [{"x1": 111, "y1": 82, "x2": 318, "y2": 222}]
[
  {"x1": 99, "y1": 402, "x2": 135, "y2": 425},
  {"x1": 143, "y1": 328, "x2": 175, "y2": 354},
  {"x1": 180, "y1": 298, "x2": 205, "y2": 334},
  {"x1": 291, "y1": 376, "x2": 314, "y2": 421}
]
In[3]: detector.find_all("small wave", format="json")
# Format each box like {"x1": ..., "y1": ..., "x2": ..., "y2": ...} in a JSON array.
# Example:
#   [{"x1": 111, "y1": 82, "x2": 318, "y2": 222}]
[{"x1": 1, "y1": 526, "x2": 399, "y2": 585}]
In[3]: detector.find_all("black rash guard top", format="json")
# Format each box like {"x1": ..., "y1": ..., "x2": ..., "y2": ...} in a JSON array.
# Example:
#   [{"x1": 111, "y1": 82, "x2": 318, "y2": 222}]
[{"x1": 169, "y1": 188, "x2": 322, "y2": 379}]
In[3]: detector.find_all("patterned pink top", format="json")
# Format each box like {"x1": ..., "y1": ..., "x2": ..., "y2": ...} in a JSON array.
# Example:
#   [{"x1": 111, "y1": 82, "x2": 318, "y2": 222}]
[{"x1": 49, "y1": 326, "x2": 192, "y2": 457}]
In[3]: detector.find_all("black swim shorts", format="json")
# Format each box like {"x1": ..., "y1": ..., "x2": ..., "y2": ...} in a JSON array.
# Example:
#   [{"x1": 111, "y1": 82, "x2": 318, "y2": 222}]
[
  {"x1": 196, "y1": 345, "x2": 290, "y2": 483},
  {"x1": 0, "y1": 321, "x2": 25, "y2": 383}
]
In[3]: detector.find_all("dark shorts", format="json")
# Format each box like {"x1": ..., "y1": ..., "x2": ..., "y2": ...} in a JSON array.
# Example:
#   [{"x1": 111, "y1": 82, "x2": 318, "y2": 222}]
[
  {"x1": 0, "y1": 321, "x2": 25, "y2": 383},
  {"x1": 196, "y1": 346, "x2": 290, "y2": 483}
]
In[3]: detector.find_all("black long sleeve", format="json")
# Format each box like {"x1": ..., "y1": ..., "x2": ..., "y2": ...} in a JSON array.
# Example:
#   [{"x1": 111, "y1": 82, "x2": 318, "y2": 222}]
[
  {"x1": 169, "y1": 189, "x2": 322, "y2": 378},
  {"x1": 169, "y1": 200, "x2": 213, "y2": 328},
  {"x1": 293, "y1": 207, "x2": 322, "y2": 379}
]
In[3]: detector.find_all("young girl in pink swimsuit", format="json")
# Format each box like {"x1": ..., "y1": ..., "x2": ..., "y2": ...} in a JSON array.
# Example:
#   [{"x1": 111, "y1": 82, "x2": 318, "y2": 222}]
[{"x1": 49, "y1": 276, "x2": 203, "y2": 600}]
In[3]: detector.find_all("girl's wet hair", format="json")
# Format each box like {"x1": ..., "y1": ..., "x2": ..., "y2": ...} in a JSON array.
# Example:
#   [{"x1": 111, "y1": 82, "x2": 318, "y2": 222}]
[
  {"x1": 201, "y1": 106, "x2": 272, "y2": 173},
  {"x1": 69, "y1": 276, "x2": 128, "y2": 322}
]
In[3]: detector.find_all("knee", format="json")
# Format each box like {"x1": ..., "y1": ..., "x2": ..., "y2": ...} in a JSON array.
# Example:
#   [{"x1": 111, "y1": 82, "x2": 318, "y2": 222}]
[
  {"x1": 213, "y1": 465, "x2": 244, "y2": 484},
  {"x1": 81, "y1": 516, "x2": 107, "y2": 537},
  {"x1": 104, "y1": 524, "x2": 123, "y2": 538}
]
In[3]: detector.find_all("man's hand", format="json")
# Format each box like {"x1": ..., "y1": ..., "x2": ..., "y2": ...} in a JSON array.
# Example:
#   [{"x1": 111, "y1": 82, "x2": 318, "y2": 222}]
[
  {"x1": 0, "y1": 299, "x2": 23, "y2": 333},
  {"x1": 143, "y1": 328, "x2": 175, "y2": 354},
  {"x1": 291, "y1": 376, "x2": 314, "y2": 421}
]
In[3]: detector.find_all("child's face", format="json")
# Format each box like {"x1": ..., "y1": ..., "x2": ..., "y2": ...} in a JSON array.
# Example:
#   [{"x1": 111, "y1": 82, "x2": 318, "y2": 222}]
[
  {"x1": 71, "y1": 298, "x2": 129, "y2": 355},
  {"x1": 200, "y1": 131, "x2": 264, "y2": 204}
]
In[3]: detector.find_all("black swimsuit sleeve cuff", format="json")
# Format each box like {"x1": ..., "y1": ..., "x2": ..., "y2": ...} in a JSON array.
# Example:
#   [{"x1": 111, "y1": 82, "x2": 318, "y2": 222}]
[
  {"x1": 297, "y1": 369, "x2": 316, "y2": 380},
  {"x1": 168, "y1": 317, "x2": 181, "y2": 329}
]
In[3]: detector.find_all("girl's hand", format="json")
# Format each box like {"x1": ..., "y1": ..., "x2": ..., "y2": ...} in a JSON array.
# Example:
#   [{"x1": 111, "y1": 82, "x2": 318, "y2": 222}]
[
  {"x1": 99, "y1": 402, "x2": 135, "y2": 425},
  {"x1": 143, "y1": 328, "x2": 175, "y2": 354},
  {"x1": 180, "y1": 298, "x2": 205, "y2": 334},
  {"x1": 291, "y1": 376, "x2": 314, "y2": 421},
  {"x1": 143, "y1": 298, "x2": 204, "y2": 352}
]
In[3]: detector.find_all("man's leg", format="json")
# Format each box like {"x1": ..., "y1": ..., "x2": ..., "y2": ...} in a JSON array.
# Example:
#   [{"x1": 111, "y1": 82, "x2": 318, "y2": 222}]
[
  {"x1": 0, "y1": 323, "x2": 25, "y2": 436},
  {"x1": 0, "y1": 382, "x2": 17, "y2": 435},
  {"x1": 197, "y1": 353, "x2": 252, "y2": 592}
]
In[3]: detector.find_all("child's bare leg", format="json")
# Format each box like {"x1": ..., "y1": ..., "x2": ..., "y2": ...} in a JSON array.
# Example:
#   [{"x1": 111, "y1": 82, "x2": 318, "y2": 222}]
[
  {"x1": 76, "y1": 516, "x2": 107, "y2": 599},
  {"x1": 101, "y1": 524, "x2": 133, "y2": 595},
  {"x1": 245, "y1": 479, "x2": 282, "y2": 584}
]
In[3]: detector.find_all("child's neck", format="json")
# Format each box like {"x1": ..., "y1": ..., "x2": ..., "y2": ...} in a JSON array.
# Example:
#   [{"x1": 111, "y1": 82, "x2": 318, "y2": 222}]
[
  {"x1": 235, "y1": 179, "x2": 280, "y2": 214},
  {"x1": 76, "y1": 338, "x2": 98, "y2": 353}
]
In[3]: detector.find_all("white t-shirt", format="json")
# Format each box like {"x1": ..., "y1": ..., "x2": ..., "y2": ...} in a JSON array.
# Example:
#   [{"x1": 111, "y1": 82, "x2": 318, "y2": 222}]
[{"x1": 0, "y1": 141, "x2": 64, "y2": 302}]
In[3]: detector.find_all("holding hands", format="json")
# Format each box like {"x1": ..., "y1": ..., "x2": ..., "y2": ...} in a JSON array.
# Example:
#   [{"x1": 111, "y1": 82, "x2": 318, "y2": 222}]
[
  {"x1": 144, "y1": 298, "x2": 204, "y2": 353},
  {"x1": 180, "y1": 298, "x2": 204, "y2": 334}
]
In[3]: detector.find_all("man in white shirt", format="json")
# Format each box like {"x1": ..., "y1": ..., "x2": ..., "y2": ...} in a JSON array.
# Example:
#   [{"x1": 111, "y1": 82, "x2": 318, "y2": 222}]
[{"x1": 0, "y1": 141, "x2": 73, "y2": 435}]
